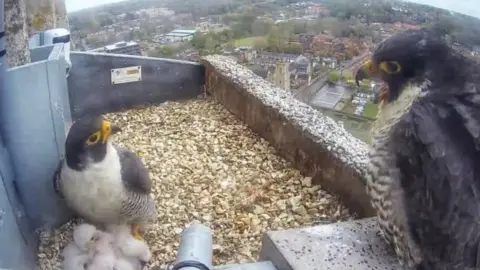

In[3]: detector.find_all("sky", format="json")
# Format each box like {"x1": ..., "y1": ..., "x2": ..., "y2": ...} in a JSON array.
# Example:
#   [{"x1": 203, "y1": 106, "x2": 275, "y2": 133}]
[
  {"x1": 66, "y1": 0, "x2": 126, "y2": 12},
  {"x1": 65, "y1": 0, "x2": 480, "y2": 18},
  {"x1": 407, "y1": 0, "x2": 480, "y2": 19}
]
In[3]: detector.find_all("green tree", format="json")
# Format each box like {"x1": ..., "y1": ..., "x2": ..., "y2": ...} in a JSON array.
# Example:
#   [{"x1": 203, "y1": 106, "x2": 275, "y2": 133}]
[
  {"x1": 312, "y1": 20, "x2": 325, "y2": 33},
  {"x1": 253, "y1": 38, "x2": 268, "y2": 50},
  {"x1": 251, "y1": 19, "x2": 273, "y2": 36},
  {"x1": 328, "y1": 71, "x2": 341, "y2": 83},
  {"x1": 217, "y1": 30, "x2": 233, "y2": 43},
  {"x1": 85, "y1": 36, "x2": 102, "y2": 48},
  {"x1": 150, "y1": 46, "x2": 176, "y2": 58},
  {"x1": 87, "y1": 18, "x2": 100, "y2": 32},
  {"x1": 124, "y1": 30, "x2": 137, "y2": 41},
  {"x1": 265, "y1": 24, "x2": 295, "y2": 52},
  {"x1": 284, "y1": 42, "x2": 303, "y2": 54},
  {"x1": 359, "y1": 80, "x2": 372, "y2": 92},
  {"x1": 342, "y1": 73, "x2": 354, "y2": 82},
  {"x1": 124, "y1": 12, "x2": 138, "y2": 21},
  {"x1": 204, "y1": 35, "x2": 217, "y2": 51},
  {"x1": 276, "y1": 22, "x2": 294, "y2": 37},
  {"x1": 293, "y1": 20, "x2": 308, "y2": 34},
  {"x1": 230, "y1": 13, "x2": 257, "y2": 39},
  {"x1": 191, "y1": 33, "x2": 207, "y2": 49},
  {"x1": 266, "y1": 29, "x2": 282, "y2": 52}
]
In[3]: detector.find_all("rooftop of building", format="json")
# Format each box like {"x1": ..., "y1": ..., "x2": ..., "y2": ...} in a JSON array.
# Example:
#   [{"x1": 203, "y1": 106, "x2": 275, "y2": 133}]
[{"x1": 104, "y1": 40, "x2": 139, "y2": 50}]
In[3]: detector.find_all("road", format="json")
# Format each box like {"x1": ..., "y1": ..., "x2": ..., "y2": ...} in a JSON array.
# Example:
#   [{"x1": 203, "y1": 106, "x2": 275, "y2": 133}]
[
  {"x1": 293, "y1": 51, "x2": 371, "y2": 103},
  {"x1": 294, "y1": 71, "x2": 329, "y2": 102}
]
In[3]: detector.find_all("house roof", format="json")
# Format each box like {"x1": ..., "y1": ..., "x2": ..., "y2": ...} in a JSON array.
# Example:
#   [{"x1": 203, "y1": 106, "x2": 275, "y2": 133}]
[
  {"x1": 170, "y1": 29, "x2": 197, "y2": 34},
  {"x1": 295, "y1": 55, "x2": 309, "y2": 65},
  {"x1": 248, "y1": 64, "x2": 268, "y2": 79}
]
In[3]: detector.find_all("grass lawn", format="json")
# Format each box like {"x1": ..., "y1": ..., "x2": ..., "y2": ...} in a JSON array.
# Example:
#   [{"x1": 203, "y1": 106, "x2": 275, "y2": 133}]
[
  {"x1": 228, "y1": 36, "x2": 265, "y2": 47},
  {"x1": 363, "y1": 102, "x2": 379, "y2": 119},
  {"x1": 341, "y1": 103, "x2": 356, "y2": 114}
]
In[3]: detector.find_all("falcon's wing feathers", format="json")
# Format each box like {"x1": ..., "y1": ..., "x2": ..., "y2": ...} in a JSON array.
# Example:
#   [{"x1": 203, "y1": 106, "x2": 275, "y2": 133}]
[
  {"x1": 115, "y1": 146, "x2": 152, "y2": 195},
  {"x1": 390, "y1": 85, "x2": 480, "y2": 268}
]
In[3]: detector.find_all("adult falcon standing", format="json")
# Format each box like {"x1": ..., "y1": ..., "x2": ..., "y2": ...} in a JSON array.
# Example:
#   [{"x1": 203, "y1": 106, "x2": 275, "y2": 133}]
[
  {"x1": 355, "y1": 29, "x2": 480, "y2": 270},
  {"x1": 53, "y1": 115, "x2": 157, "y2": 241}
]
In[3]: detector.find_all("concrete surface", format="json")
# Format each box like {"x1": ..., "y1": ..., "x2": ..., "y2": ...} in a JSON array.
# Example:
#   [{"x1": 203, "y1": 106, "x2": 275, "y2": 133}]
[
  {"x1": 214, "y1": 261, "x2": 277, "y2": 270},
  {"x1": 68, "y1": 52, "x2": 205, "y2": 119},
  {"x1": 0, "y1": 32, "x2": 71, "y2": 270},
  {"x1": 30, "y1": 44, "x2": 55, "y2": 63},
  {"x1": 259, "y1": 218, "x2": 402, "y2": 270},
  {"x1": 2, "y1": 43, "x2": 73, "y2": 232},
  {"x1": 310, "y1": 84, "x2": 346, "y2": 109},
  {"x1": 294, "y1": 71, "x2": 329, "y2": 102}
]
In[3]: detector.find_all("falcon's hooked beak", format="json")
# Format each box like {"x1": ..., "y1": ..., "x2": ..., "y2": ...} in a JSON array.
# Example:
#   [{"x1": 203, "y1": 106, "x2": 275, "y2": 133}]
[
  {"x1": 355, "y1": 60, "x2": 389, "y2": 104},
  {"x1": 102, "y1": 120, "x2": 121, "y2": 143}
]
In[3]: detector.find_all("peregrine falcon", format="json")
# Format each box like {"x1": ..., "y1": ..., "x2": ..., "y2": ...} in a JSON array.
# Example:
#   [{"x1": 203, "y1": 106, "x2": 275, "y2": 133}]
[
  {"x1": 355, "y1": 29, "x2": 480, "y2": 270},
  {"x1": 53, "y1": 115, "x2": 157, "y2": 241}
]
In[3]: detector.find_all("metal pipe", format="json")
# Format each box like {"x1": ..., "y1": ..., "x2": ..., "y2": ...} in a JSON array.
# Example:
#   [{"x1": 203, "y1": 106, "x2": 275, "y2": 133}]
[{"x1": 172, "y1": 221, "x2": 213, "y2": 270}]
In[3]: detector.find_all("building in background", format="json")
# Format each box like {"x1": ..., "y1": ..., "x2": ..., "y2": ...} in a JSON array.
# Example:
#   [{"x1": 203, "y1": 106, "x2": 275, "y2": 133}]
[
  {"x1": 267, "y1": 62, "x2": 291, "y2": 92},
  {"x1": 162, "y1": 29, "x2": 197, "y2": 43},
  {"x1": 292, "y1": 55, "x2": 312, "y2": 85},
  {"x1": 90, "y1": 41, "x2": 142, "y2": 56}
]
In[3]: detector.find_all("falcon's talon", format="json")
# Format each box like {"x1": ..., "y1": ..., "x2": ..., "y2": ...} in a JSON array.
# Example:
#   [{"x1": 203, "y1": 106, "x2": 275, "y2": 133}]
[
  {"x1": 132, "y1": 224, "x2": 145, "y2": 241},
  {"x1": 134, "y1": 231, "x2": 144, "y2": 241}
]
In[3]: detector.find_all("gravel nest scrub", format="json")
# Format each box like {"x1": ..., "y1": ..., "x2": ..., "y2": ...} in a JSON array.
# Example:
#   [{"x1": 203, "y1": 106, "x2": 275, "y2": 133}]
[{"x1": 37, "y1": 97, "x2": 354, "y2": 269}]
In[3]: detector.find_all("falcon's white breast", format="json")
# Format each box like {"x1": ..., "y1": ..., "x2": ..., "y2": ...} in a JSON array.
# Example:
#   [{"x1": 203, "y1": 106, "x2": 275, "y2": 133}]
[{"x1": 60, "y1": 143, "x2": 126, "y2": 224}]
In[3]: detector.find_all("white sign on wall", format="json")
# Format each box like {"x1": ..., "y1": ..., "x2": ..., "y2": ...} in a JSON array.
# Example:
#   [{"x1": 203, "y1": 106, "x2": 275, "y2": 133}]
[{"x1": 111, "y1": 66, "x2": 142, "y2": 85}]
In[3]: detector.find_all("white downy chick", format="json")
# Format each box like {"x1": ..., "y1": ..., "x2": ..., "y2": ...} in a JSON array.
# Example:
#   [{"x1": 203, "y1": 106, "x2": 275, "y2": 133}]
[
  {"x1": 73, "y1": 223, "x2": 98, "y2": 253},
  {"x1": 62, "y1": 242, "x2": 91, "y2": 270},
  {"x1": 107, "y1": 224, "x2": 152, "y2": 264},
  {"x1": 113, "y1": 257, "x2": 136, "y2": 270},
  {"x1": 62, "y1": 223, "x2": 98, "y2": 270},
  {"x1": 87, "y1": 231, "x2": 117, "y2": 270}
]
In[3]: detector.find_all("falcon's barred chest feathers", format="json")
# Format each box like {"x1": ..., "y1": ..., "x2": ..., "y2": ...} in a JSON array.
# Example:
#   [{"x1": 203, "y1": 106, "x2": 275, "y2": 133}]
[
  {"x1": 54, "y1": 115, "x2": 157, "y2": 240},
  {"x1": 355, "y1": 29, "x2": 480, "y2": 270}
]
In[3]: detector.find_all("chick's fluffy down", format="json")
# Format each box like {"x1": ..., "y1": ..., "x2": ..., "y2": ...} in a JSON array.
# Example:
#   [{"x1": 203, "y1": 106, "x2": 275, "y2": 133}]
[
  {"x1": 62, "y1": 243, "x2": 91, "y2": 270},
  {"x1": 87, "y1": 231, "x2": 116, "y2": 270},
  {"x1": 63, "y1": 223, "x2": 98, "y2": 270},
  {"x1": 114, "y1": 258, "x2": 137, "y2": 270},
  {"x1": 107, "y1": 224, "x2": 152, "y2": 263},
  {"x1": 72, "y1": 223, "x2": 98, "y2": 252},
  {"x1": 62, "y1": 223, "x2": 152, "y2": 270}
]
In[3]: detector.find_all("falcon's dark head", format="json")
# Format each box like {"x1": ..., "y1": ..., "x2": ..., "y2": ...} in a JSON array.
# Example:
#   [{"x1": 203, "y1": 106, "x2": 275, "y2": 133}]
[
  {"x1": 65, "y1": 115, "x2": 121, "y2": 170},
  {"x1": 355, "y1": 29, "x2": 450, "y2": 104}
]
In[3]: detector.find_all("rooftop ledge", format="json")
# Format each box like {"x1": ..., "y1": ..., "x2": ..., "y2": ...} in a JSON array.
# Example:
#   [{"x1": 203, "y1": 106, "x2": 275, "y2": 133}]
[
  {"x1": 201, "y1": 55, "x2": 374, "y2": 217},
  {"x1": 1, "y1": 47, "x2": 397, "y2": 269},
  {"x1": 200, "y1": 55, "x2": 399, "y2": 270}
]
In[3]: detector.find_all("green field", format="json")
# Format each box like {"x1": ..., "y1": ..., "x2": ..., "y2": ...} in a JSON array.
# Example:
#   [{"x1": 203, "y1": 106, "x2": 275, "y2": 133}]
[
  {"x1": 228, "y1": 36, "x2": 265, "y2": 47},
  {"x1": 341, "y1": 103, "x2": 356, "y2": 114},
  {"x1": 363, "y1": 102, "x2": 379, "y2": 119}
]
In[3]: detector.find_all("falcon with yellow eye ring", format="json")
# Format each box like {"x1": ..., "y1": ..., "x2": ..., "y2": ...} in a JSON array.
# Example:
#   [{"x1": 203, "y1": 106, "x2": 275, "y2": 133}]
[
  {"x1": 354, "y1": 28, "x2": 480, "y2": 269},
  {"x1": 53, "y1": 114, "x2": 158, "y2": 247},
  {"x1": 86, "y1": 131, "x2": 101, "y2": 145}
]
